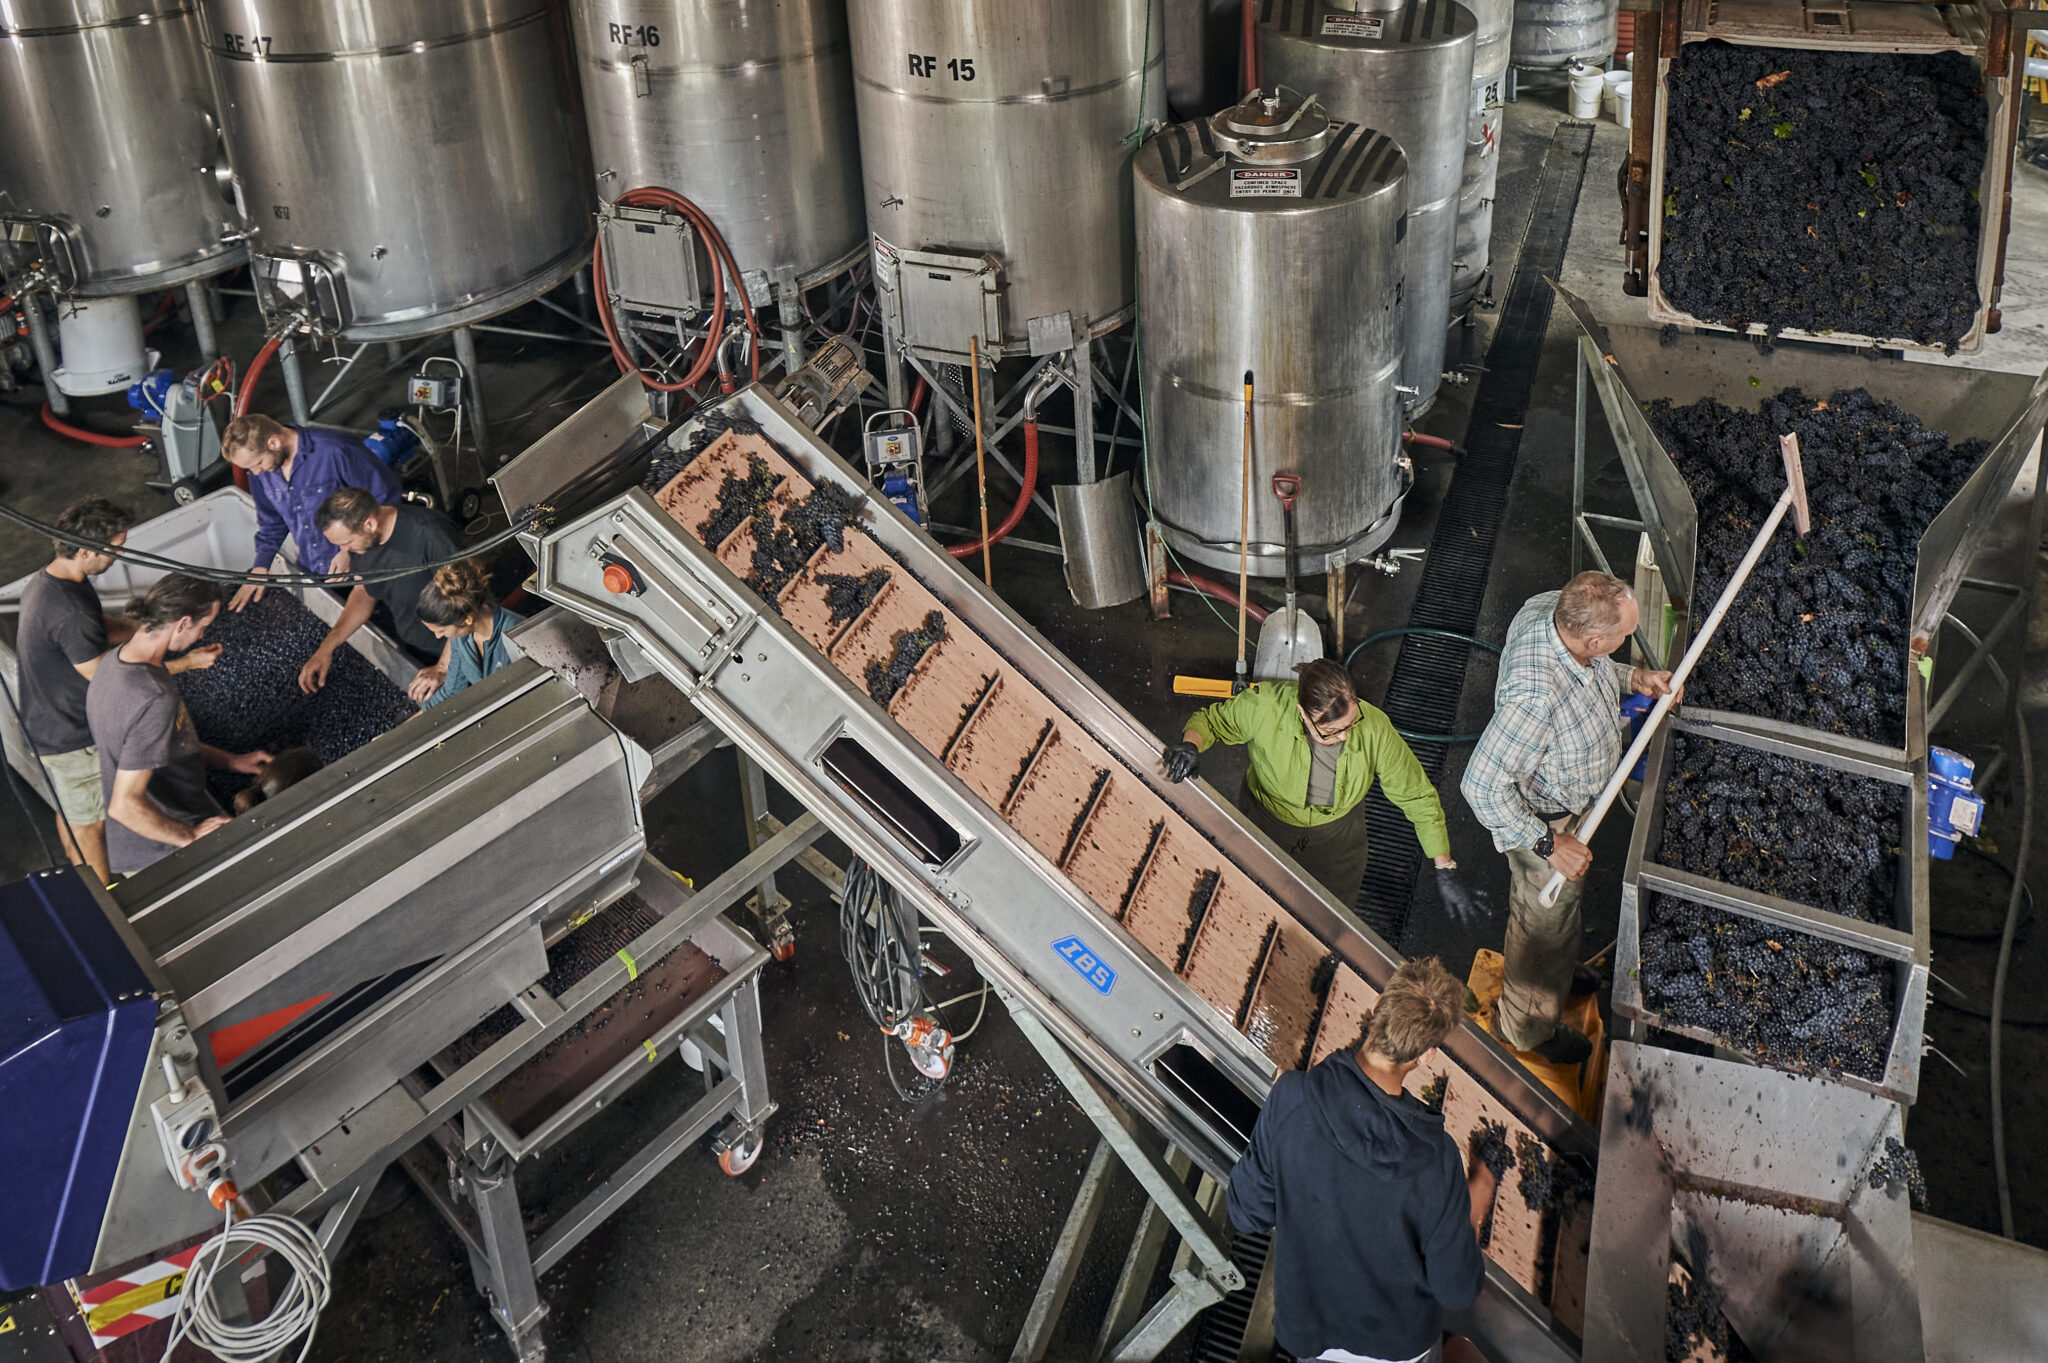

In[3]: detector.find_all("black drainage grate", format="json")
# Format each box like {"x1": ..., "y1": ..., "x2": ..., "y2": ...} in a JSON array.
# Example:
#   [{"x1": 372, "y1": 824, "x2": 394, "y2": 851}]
[{"x1": 1349, "y1": 122, "x2": 1595, "y2": 947}]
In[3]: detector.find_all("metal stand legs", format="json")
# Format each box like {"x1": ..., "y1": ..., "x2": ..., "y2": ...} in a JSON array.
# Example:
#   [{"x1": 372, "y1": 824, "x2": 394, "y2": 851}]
[{"x1": 1003, "y1": 1001, "x2": 1246, "y2": 1363}]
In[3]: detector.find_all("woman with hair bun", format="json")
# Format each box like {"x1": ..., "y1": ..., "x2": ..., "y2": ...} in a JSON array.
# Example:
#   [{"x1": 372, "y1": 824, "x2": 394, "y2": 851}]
[
  {"x1": 412, "y1": 559, "x2": 525, "y2": 708},
  {"x1": 84, "y1": 573, "x2": 272, "y2": 875}
]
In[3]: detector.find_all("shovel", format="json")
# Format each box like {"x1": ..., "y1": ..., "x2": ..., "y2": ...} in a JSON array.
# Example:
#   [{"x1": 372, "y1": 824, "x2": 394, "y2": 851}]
[
  {"x1": 1254, "y1": 472, "x2": 1324, "y2": 681},
  {"x1": 1537, "y1": 433, "x2": 1811, "y2": 907}
]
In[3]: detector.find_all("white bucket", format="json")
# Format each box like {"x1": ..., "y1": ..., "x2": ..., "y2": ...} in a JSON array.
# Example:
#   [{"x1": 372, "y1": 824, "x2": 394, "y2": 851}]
[
  {"x1": 1603, "y1": 68, "x2": 1630, "y2": 114},
  {"x1": 1614, "y1": 77, "x2": 1633, "y2": 129},
  {"x1": 52, "y1": 295, "x2": 154, "y2": 397},
  {"x1": 1568, "y1": 64, "x2": 1605, "y2": 120}
]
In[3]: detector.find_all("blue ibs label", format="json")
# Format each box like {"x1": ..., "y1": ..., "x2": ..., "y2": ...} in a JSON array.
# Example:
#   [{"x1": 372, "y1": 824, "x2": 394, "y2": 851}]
[{"x1": 1053, "y1": 936, "x2": 1117, "y2": 995}]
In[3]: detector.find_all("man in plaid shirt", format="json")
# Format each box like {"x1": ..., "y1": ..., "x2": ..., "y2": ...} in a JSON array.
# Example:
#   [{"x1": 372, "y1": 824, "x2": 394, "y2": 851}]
[{"x1": 1461, "y1": 573, "x2": 1676, "y2": 1063}]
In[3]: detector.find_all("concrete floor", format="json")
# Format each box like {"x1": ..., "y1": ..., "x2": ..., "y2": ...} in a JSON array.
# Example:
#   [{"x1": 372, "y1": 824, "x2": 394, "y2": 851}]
[{"x1": 3, "y1": 86, "x2": 2045, "y2": 1363}]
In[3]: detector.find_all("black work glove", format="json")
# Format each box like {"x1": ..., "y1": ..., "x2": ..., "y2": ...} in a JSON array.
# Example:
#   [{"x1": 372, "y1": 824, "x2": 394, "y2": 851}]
[{"x1": 1164, "y1": 741, "x2": 1201, "y2": 783}]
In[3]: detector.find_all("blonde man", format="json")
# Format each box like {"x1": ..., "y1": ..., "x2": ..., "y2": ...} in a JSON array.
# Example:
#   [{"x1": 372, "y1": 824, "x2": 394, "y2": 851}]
[
  {"x1": 1228, "y1": 957, "x2": 1499, "y2": 1363},
  {"x1": 219, "y1": 413, "x2": 400, "y2": 605}
]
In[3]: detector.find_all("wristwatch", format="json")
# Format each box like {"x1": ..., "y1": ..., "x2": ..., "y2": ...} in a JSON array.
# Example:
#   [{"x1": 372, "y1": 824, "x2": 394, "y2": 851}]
[{"x1": 1532, "y1": 828, "x2": 1556, "y2": 859}]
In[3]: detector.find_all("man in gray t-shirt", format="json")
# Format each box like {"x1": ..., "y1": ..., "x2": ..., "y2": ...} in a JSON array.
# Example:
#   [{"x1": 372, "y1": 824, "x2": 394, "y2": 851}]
[
  {"x1": 16, "y1": 497, "x2": 138, "y2": 884},
  {"x1": 85, "y1": 575, "x2": 270, "y2": 877}
]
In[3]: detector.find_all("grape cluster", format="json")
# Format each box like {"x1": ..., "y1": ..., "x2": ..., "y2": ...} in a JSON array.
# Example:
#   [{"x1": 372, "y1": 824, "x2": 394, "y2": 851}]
[
  {"x1": 1652, "y1": 386, "x2": 1987, "y2": 746},
  {"x1": 1658, "y1": 42, "x2": 1985, "y2": 352},
  {"x1": 1639, "y1": 892, "x2": 1894, "y2": 1080},
  {"x1": 752, "y1": 483, "x2": 868, "y2": 598},
  {"x1": 863, "y1": 611, "x2": 947, "y2": 706},
  {"x1": 697, "y1": 453, "x2": 784, "y2": 548},
  {"x1": 1659, "y1": 734, "x2": 1904, "y2": 922},
  {"x1": 1867, "y1": 1135, "x2": 1928, "y2": 1207},
  {"x1": 644, "y1": 411, "x2": 764, "y2": 493},
  {"x1": 177, "y1": 592, "x2": 415, "y2": 806},
  {"x1": 1418, "y1": 1075, "x2": 1448, "y2": 1115},
  {"x1": 1468, "y1": 1120, "x2": 1515, "y2": 1178},
  {"x1": 818, "y1": 569, "x2": 891, "y2": 626},
  {"x1": 1515, "y1": 1132, "x2": 1593, "y2": 1215},
  {"x1": 1667, "y1": 1255, "x2": 1758, "y2": 1363}
]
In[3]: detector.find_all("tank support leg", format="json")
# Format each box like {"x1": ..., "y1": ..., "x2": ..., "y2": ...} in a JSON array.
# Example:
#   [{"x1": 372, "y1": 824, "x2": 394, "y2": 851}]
[
  {"x1": 184, "y1": 281, "x2": 218, "y2": 363},
  {"x1": 882, "y1": 310, "x2": 908, "y2": 410},
  {"x1": 280, "y1": 336, "x2": 313, "y2": 425},
  {"x1": 1071, "y1": 340, "x2": 1098, "y2": 485},
  {"x1": 453, "y1": 326, "x2": 494, "y2": 468},
  {"x1": 777, "y1": 269, "x2": 805, "y2": 372},
  {"x1": 23, "y1": 295, "x2": 67, "y2": 416},
  {"x1": 1327, "y1": 554, "x2": 1348, "y2": 657}
]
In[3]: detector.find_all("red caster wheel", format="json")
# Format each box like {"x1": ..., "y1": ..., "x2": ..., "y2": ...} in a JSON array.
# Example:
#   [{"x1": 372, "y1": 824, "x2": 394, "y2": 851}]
[{"x1": 718, "y1": 1129, "x2": 764, "y2": 1176}]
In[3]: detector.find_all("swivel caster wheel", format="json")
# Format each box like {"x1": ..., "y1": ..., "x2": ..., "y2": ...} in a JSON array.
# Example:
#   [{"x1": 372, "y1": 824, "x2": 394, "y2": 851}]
[
  {"x1": 171, "y1": 477, "x2": 203, "y2": 505},
  {"x1": 906, "y1": 1039, "x2": 954, "y2": 1082},
  {"x1": 717, "y1": 1128, "x2": 764, "y2": 1177}
]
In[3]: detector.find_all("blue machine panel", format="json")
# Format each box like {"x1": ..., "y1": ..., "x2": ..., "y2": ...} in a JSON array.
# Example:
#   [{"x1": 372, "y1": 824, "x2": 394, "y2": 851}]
[{"x1": 0, "y1": 869, "x2": 157, "y2": 1290}]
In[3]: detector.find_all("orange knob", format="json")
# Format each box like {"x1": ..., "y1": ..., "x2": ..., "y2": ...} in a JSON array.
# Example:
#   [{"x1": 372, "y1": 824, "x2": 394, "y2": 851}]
[{"x1": 601, "y1": 562, "x2": 637, "y2": 595}]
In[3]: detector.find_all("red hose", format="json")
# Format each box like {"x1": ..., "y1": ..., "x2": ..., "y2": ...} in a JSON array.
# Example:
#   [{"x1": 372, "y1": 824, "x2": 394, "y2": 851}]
[
  {"x1": 592, "y1": 186, "x2": 760, "y2": 393},
  {"x1": 234, "y1": 333, "x2": 282, "y2": 421},
  {"x1": 1169, "y1": 569, "x2": 1271, "y2": 623},
  {"x1": 141, "y1": 291, "x2": 175, "y2": 337},
  {"x1": 1403, "y1": 430, "x2": 1455, "y2": 452},
  {"x1": 909, "y1": 376, "x2": 927, "y2": 415},
  {"x1": 42, "y1": 402, "x2": 148, "y2": 448},
  {"x1": 947, "y1": 417, "x2": 1039, "y2": 558},
  {"x1": 1242, "y1": 0, "x2": 1259, "y2": 93}
]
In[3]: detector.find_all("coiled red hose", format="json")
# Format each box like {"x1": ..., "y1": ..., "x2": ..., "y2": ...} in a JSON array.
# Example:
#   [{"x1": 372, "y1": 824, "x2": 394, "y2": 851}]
[
  {"x1": 41, "y1": 402, "x2": 149, "y2": 448},
  {"x1": 1169, "y1": 569, "x2": 1271, "y2": 624},
  {"x1": 592, "y1": 187, "x2": 760, "y2": 393},
  {"x1": 947, "y1": 418, "x2": 1038, "y2": 559}
]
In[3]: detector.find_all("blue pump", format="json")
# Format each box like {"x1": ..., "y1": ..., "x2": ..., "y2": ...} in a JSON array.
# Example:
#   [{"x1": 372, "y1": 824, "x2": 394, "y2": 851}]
[{"x1": 1926, "y1": 746, "x2": 1984, "y2": 860}]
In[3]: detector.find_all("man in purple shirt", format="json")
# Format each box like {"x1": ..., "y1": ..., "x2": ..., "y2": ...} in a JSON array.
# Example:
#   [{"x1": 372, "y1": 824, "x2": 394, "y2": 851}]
[{"x1": 221, "y1": 412, "x2": 401, "y2": 607}]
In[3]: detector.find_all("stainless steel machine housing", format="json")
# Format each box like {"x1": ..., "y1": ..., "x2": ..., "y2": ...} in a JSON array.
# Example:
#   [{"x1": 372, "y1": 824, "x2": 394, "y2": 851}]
[
  {"x1": 1258, "y1": 0, "x2": 1477, "y2": 411},
  {"x1": 0, "y1": 0, "x2": 244, "y2": 295},
  {"x1": 204, "y1": 0, "x2": 593, "y2": 341},
  {"x1": 1135, "y1": 91, "x2": 1411, "y2": 576},
  {"x1": 849, "y1": 0, "x2": 1166, "y2": 360},
  {"x1": 569, "y1": 0, "x2": 866, "y2": 300}
]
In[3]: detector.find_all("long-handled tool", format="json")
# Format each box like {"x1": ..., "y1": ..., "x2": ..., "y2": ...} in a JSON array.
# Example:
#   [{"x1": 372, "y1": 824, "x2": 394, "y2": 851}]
[
  {"x1": 1538, "y1": 432, "x2": 1810, "y2": 906},
  {"x1": 1234, "y1": 369, "x2": 1254, "y2": 693},
  {"x1": 1254, "y1": 472, "x2": 1324, "y2": 680}
]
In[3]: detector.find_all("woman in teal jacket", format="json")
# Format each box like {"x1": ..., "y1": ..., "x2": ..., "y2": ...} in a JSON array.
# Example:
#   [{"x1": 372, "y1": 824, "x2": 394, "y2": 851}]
[{"x1": 413, "y1": 559, "x2": 526, "y2": 709}]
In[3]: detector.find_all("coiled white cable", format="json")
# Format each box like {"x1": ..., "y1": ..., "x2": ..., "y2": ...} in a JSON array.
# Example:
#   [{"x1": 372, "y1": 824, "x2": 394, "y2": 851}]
[{"x1": 158, "y1": 1207, "x2": 331, "y2": 1363}]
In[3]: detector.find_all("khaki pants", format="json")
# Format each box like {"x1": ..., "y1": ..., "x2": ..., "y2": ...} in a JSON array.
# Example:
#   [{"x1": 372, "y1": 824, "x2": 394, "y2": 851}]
[{"x1": 1497, "y1": 816, "x2": 1584, "y2": 1051}]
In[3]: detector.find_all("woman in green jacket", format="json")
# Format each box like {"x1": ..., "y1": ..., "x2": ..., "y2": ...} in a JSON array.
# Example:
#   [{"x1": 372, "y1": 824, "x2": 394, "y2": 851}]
[{"x1": 1163, "y1": 659, "x2": 1455, "y2": 900}]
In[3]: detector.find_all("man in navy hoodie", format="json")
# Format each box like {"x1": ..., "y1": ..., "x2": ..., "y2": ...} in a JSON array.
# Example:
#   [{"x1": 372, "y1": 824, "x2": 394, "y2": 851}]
[{"x1": 1227, "y1": 957, "x2": 1498, "y2": 1363}]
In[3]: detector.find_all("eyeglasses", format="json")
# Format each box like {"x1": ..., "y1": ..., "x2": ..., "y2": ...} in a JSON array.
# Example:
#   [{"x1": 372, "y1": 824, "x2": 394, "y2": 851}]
[{"x1": 1307, "y1": 713, "x2": 1357, "y2": 742}]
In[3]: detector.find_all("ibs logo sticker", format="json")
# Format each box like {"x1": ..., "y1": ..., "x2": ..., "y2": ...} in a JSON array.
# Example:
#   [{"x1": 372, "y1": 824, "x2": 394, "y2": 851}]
[{"x1": 1053, "y1": 936, "x2": 1116, "y2": 995}]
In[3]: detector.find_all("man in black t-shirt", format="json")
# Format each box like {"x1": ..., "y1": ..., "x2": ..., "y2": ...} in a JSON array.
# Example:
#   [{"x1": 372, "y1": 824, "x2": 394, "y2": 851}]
[
  {"x1": 14, "y1": 498, "x2": 152, "y2": 883},
  {"x1": 298, "y1": 487, "x2": 460, "y2": 694}
]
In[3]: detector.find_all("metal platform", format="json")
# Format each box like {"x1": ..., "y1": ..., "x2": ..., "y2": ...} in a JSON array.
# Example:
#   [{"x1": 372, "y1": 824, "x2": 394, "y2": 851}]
[{"x1": 402, "y1": 866, "x2": 773, "y2": 1362}]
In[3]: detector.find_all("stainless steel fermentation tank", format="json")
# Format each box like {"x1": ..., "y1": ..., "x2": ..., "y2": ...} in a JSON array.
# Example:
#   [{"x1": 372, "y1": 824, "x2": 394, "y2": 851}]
[
  {"x1": 849, "y1": 0, "x2": 1166, "y2": 360},
  {"x1": 1136, "y1": 90, "x2": 1409, "y2": 576},
  {"x1": 1510, "y1": 0, "x2": 1615, "y2": 69},
  {"x1": 203, "y1": 0, "x2": 592, "y2": 341},
  {"x1": 1258, "y1": 0, "x2": 1476, "y2": 413},
  {"x1": 0, "y1": 0, "x2": 244, "y2": 296},
  {"x1": 568, "y1": 0, "x2": 866, "y2": 301},
  {"x1": 1454, "y1": 0, "x2": 1511, "y2": 313}
]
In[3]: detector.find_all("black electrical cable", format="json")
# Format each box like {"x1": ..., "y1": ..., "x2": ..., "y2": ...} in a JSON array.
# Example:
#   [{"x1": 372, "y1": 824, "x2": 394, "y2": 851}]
[
  {"x1": 1343, "y1": 627, "x2": 1504, "y2": 744},
  {"x1": 839, "y1": 857, "x2": 941, "y2": 1101},
  {"x1": 0, "y1": 500, "x2": 540, "y2": 589}
]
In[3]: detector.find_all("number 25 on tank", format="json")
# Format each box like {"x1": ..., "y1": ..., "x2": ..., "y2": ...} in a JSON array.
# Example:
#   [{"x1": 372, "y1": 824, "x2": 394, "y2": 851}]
[{"x1": 1054, "y1": 936, "x2": 1117, "y2": 995}]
